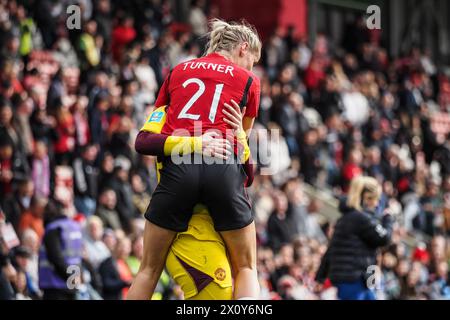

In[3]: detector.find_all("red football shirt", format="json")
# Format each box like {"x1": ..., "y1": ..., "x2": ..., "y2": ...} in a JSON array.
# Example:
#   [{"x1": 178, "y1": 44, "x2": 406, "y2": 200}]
[{"x1": 155, "y1": 53, "x2": 260, "y2": 137}]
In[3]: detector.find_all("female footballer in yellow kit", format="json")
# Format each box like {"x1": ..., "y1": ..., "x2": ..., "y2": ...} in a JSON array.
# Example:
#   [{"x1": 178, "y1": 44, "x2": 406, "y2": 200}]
[
  {"x1": 166, "y1": 205, "x2": 233, "y2": 300},
  {"x1": 136, "y1": 99, "x2": 254, "y2": 300}
]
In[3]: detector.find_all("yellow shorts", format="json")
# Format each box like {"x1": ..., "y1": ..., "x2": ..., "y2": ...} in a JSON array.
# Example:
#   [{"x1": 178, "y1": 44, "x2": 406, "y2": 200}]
[
  {"x1": 166, "y1": 250, "x2": 232, "y2": 300},
  {"x1": 165, "y1": 207, "x2": 233, "y2": 300}
]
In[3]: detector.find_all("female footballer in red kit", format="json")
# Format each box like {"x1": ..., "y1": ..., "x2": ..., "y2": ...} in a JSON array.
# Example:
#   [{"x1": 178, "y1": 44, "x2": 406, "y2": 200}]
[{"x1": 127, "y1": 19, "x2": 262, "y2": 300}]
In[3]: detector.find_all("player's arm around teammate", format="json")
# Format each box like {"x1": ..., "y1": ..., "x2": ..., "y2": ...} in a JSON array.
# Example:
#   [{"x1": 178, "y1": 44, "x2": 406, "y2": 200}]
[{"x1": 135, "y1": 101, "x2": 254, "y2": 185}]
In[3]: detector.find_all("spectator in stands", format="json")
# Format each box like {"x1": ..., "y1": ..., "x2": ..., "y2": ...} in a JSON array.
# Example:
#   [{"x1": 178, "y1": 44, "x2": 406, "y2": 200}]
[
  {"x1": 95, "y1": 188, "x2": 122, "y2": 231},
  {"x1": 72, "y1": 96, "x2": 90, "y2": 150},
  {"x1": 299, "y1": 129, "x2": 321, "y2": 184},
  {"x1": 53, "y1": 100, "x2": 76, "y2": 165},
  {"x1": 98, "y1": 152, "x2": 115, "y2": 192},
  {"x1": 10, "y1": 246, "x2": 32, "y2": 296},
  {"x1": 267, "y1": 191, "x2": 298, "y2": 253},
  {"x1": 98, "y1": 236, "x2": 132, "y2": 300},
  {"x1": 401, "y1": 260, "x2": 429, "y2": 299},
  {"x1": 38, "y1": 200, "x2": 83, "y2": 300},
  {"x1": 115, "y1": 237, "x2": 133, "y2": 299},
  {"x1": 272, "y1": 244, "x2": 295, "y2": 289},
  {"x1": 12, "y1": 94, "x2": 34, "y2": 157},
  {"x1": 189, "y1": 0, "x2": 208, "y2": 37},
  {"x1": 282, "y1": 178, "x2": 308, "y2": 236},
  {"x1": 78, "y1": 20, "x2": 101, "y2": 72},
  {"x1": 30, "y1": 140, "x2": 51, "y2": 198},
  {"x1": 0, "y1": 101, "x2": 29, "y2": 179},
  {"x1": 2, "y1": 179, "x2": 34, "y2": 230},
  {"x1": 13, "y1": 270, "x2": 31, "y2": 300},
  {"x1": 88, "y1": 92, "x2": 110, "y2": 150},
  {"x1": 303, "y1": 199, "x2": 327, "y2": 243},
  {"x1": 29, "y1": 107, "x2": 58, "y2": 147},
  {"x1": 0, "y1": 209, "x2": 15, "y2": 300},
  {"x1": 0, "y1": 140, "x2": 17, "y2": 195},
  {"x1": 380, "y1": 251, "x2": 402, "y2": 300},
  {"x1": 341, "y1": 147, "x2": 363, "y2": 192},
  {"x1": 84, "y1": 216, "x2": 110, "y2": 269},
  {"x1": 316, "y1": 176, "x2": 393, "y2": 300},
  {"x1": 73, "y1": 144, "x2": 99, "y2": 217},
  {"x1": 107, "y1": 159, "x2": 135, "y2": 231},
  {"x1": 130, "y1": 174, "x2": 151, "y2": 217},
  {"x1": 20, "y1": 229, "x2": 41, "y2": 298},
  {"x1": 111, "y1": 16, "x2": 136, "y2": 64},
  {"x1": 18, "y1": 195, "x2": 47, "y2": 240},
  {"x1": 429, "y1": 260, "x2": 450, "y2": 299},
  {"x1": 127, "y1": 234, "x2": 143, "y2": 277}
]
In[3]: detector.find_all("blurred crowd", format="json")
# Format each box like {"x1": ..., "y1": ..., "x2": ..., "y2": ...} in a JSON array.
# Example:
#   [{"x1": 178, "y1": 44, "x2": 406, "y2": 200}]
[{"x1": 0, "y1": 0, "x2": 449, "y2": 300}]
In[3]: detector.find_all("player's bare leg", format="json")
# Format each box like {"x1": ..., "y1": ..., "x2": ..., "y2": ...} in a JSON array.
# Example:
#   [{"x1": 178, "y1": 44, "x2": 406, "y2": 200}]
[
  {"x1": 220, "y1": 222, "x2": 259, "y2": 299},
  {"x1": 127, "y1": 221, "x2": 176, "y2": 299}
]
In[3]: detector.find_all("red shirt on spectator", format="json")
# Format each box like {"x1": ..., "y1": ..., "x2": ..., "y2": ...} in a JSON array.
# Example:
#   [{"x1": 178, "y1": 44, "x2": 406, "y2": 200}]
[
  {"x1": 341, "y1": 162, "x2": 363, "y2": 192},
  {"x1": 304, "y1": 58, "x2": 326, "y2": 91},
  {"x1": 111, "y1": 25, "x2": 136, "y2": 63},
  {"x1": 54, "y1": 113, "x2": 76, "y2": 154},
  {"x1": 19, "y1": 211, "x2": 44, "y2": 241},
  {"x1": 0, "y1": 159, "x2": 13, "y2": 194}
]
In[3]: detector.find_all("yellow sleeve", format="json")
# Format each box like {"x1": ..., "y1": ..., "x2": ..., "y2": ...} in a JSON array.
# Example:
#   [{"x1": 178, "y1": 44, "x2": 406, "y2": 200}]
[
  {"x1": 140, "y1": 106, "x2": 202, "y2": 156},
  {"x1": 140, "y1": 106, "x2": 168, "y2": 134},
  {"x1": 164, "y1": 136, "x2": 202, "y2": 156},
  {"x1": 236, "y1": 130, "x2": 251, "y2": 163}
]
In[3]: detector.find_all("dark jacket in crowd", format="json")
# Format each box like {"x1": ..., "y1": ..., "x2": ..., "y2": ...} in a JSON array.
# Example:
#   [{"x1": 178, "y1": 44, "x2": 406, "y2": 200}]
[
  {"x1": 108, "y1": 176, "x2": 135, "y2": 231},
  {"x1": 40, "y1": 214, "x2": 79, "y2": 300},
  {"x1": 98, "y1": 256, "x2": 129, "y2": 300},
  {"x1": 73, "y1": 157, "x2": 99, "y2": 199},
  {"x1": 267, "y1": 209, "x2": 299, "y2": 253},
  {"x1": 0, "y1": 247, "x2": 14, "y2": 300},
  {"x1": 88, "y1": 105, "x2": 108, "y2": 148},
  {"x1": 316, "y1": 200, "x2": 393, "y2": 285},
  {"x1": 29, "y1": 111, "x2": 59, "y2": 146},
  {"x1": 95, "y1": 205, "x2": 123, "y2": 231},
  {"x1": 299, "y1": 143, "x2": 320, "y2": 184},
  {"x1": 1, "y1": 192, "x2": 29, "y2": 231}
]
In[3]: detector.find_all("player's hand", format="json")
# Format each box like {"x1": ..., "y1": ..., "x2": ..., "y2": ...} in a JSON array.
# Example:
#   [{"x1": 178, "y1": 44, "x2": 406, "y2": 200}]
[
  {"x1": 223, "y1": 99, "x2": 246, "y2": 135},
  {"x1": 201, "y1": 131, "x2": 231, "y2": 159}
]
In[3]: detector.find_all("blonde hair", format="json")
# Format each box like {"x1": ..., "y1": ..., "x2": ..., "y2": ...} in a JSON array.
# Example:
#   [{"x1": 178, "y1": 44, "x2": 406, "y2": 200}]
[
  {"x1": 206, "y1": 19, "x2": 261, "y2": 60},
  {"x1": 87, "y1": 215, "x2": 103, "y2": 228},
  {"x1": 346, "y1": 176, "x2": 382, "y2": 211}
]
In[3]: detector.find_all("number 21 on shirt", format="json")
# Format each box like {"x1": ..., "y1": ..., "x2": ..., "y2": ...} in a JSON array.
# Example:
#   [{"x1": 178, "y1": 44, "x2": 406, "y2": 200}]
[{"x1": 178, "y1": 78, "x2": 224, "y2": 124}]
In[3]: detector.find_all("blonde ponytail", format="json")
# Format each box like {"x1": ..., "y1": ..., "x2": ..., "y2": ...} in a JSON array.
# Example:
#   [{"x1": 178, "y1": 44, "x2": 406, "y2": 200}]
[
  {"x1": 346, "y1": 176, "x2": 382, "y2": 211},
  {"x1": 205, "y1": 19, "x2": 261, "y2": 60},
  {"x1": 347, "y1": 176, "x2": 366, "y2": 211}
]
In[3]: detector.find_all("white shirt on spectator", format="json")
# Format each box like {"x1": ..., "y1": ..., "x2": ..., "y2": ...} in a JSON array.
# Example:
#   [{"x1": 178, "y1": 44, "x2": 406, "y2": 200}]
[
  {"x1": 189, "y1": 7, "x2": 207, "y2": 36},
  {"x1": 84, "y1": 236, "x2": 111, "y2": 269},
  {"x1": 341, "y1": 91, "x2": 370, "y2": 126}
]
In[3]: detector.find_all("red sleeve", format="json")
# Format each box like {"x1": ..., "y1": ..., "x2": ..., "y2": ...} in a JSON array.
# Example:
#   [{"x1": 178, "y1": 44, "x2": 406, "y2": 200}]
[
  {"x1": 244, "y1": 76, "x2": 260, "y2": 118},
  {"x1": 135, "y1": 131, "x2": 168, "y2": 157},
  {"x1": 243, "y1": 159, "x2": 254, "y2": 187},
  {"x1": 154, "y1": 72, "x2": 171, "y2": 107}
]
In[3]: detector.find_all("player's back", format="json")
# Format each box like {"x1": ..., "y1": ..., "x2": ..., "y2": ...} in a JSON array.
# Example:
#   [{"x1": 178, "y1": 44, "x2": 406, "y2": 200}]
[{"x1": 157, "y1": 52, "x2": 259, "y2": 137}]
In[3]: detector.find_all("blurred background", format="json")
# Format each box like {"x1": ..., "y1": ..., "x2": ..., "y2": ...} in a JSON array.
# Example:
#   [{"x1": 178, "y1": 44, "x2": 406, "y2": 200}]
[{"x1": 0, "y1": 0, "x2": 449, "y2": 300}]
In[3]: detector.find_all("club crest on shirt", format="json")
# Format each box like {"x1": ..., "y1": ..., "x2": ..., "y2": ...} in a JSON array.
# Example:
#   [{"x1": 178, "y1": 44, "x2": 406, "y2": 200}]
[{"x1": 214, "y1": 267, "x2": 226, "y2": 281}]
